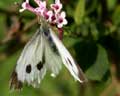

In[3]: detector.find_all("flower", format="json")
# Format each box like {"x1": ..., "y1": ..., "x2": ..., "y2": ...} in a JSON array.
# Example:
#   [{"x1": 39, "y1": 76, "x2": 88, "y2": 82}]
[
  {"x1": 51, "y1": 0, "x2": 62, "y2": 13},
  {"x1": 56, "y1": 11, "x2": 67, "y2": 28},
  {"x1": 34, "y1": 0, "x2": 47, "y2": 8},
  {"x1": 20, "y1": 0, "x2": 67, "y2": 29},
  {"x1": 34, "y1": 1, "x2": 46, "y2": 15},
  {"x1": 43, "y1": 10, "x2": 53, "y2": 21},
  {"x1": 19, "y1": 0, "x2": 35, "y2": 13}
]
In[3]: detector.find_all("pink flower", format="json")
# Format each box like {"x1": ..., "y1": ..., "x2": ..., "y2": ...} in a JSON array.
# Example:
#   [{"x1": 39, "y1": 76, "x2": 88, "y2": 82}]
[
  {"x1": 19, "y1": 0, "x2": 67, "y2": 29},
  {"x1": 51, "y1": 14, "x2": 57, "y2": 23},
  {"x1": 20, "y1": 0, "x2": 47, "y2": 16},
  {"x1": 51, "y1": 0, "x2": 62, "y2": 13},
  {"x1": 47, "y1": 11, "x2": 57, "y2": 24},
  {"x1": 19, "y1": 0, "x2": 35, "y2": 13},
  {"x1": 56, "y1": 11, "x2": 67, "y2": 28},
  {"x1": 43, "y1": 10, "x2": 53, "y2": 21},
  {"x1": 34, "y1": 1, "x2": 47, "y2": 16},
  {"x1": 34, "y1": 0, "x2": 46, "y2": 9}
]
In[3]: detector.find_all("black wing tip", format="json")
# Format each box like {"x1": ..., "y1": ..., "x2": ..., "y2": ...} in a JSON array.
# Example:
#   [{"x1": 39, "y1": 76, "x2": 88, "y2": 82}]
[
  {"x1": 79, "y1": 71, "x2": 88, "y2": 83},
  {"x1": 76, "y1": 64, "x2": 88, "y2": 83},
  {"x1": 9, "y1": 71, "x2": 23, "y2": 91},
  {"x1": 80, "y1": 77, "x2": 88, "y2": 83}
]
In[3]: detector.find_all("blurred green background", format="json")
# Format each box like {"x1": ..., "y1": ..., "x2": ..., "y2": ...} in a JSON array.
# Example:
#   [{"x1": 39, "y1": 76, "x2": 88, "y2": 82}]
[{"x1": 0, "y1": 0, "x2": 120, "y2": 96}]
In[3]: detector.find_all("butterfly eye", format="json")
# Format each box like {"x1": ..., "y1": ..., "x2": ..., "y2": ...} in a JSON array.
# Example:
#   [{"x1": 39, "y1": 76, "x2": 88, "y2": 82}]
[
  {"x1": 44, "y1": 31, "x2": 49, "y2": 36},
  {"x1": 43, "y1": 27, "x2": 49, "y2": 37},
  {"x1": 26, "y1": 64, "x2": 32, "y2": 73},
  {"x1": 37, "y1": 62, "x2": 43, "y2": 70}
]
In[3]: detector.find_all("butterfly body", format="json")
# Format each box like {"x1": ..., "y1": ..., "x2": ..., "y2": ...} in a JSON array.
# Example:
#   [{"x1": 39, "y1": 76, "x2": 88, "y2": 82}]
[{"x1": 10, "y1": 19, "x2": 87, "y2": 90}]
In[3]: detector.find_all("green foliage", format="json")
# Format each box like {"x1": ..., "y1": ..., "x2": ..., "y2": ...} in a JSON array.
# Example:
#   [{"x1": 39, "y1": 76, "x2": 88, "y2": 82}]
[
  {"x1": 0, "y1": 0, "x2": 120, "y2": 96},
  {"x1": 74, "y1": 0, "x2": 85, "y2": 25},
  {"x1": 86, "y1": 45, "x2": 109, "y2": 81}
]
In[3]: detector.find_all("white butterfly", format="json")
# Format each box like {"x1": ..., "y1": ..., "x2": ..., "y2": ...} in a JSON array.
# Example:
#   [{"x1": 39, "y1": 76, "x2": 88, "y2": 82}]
[{"x1": 10, "y1": 18, "x2": 87, "y2": 89}]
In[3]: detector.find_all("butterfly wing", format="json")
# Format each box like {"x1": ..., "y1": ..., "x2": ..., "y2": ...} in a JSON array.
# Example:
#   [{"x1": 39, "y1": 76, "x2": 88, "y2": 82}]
[
  {"x1": 10, "y1": 29, "x2": 47, "y2": 89},
  {"x1": 10, "y1": 26, "x2": 62, "y2": 89},
  {"x1": 49, "y1": 28, "x2": 87, "y2": 83},
  {"x1": 40, "y1": 21, "x2": 62, "y2": 78},
  {"x1": 42, "y1": 32, "x2": 62, "y2": 78}
]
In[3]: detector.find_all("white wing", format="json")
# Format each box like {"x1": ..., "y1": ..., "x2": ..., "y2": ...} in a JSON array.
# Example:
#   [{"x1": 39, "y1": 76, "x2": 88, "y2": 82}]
[
  {"x1": 50, "y1": 28, "x2": 87, "y2": 83},
  {"x1": 10, "y1": 27, "x2": 62, "y2": 89},
  {"x1": 43, "y1": 35, "x2": 62, "y2": 77},
  {"x1": 10, "y1": 29, "x2": 47, "y2": 89}
]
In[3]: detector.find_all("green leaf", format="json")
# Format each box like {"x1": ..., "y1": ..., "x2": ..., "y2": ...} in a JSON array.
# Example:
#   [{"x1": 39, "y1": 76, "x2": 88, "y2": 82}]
[
  {"x1": 85, "y1": 45, "x2": 109, "y2": 81},
  {"x1": 113, "y1": 5, "x2": 120, "y2": 25},
  {"x1": 90, "y1": 23, "x2": 99, "y2": 40},
  {"x1": 63, "y1": 37, "x2": 80, "y2": 48},
  {"x1": 0, "y1": 15, "x2": 5, "y2": 39},
  {"x1": 74, "y1": 0, "x2": 85, "y2": 25},
  {"x1": 107, "y1": 0, "x2": 117, "y2": 11}
]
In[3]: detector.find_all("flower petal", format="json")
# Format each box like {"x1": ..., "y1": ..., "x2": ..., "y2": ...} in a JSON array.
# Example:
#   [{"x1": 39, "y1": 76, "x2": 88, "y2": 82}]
[
  {"x1": 26, "y1": 0, "x2": 29, "y2": 3},
  {"x1": 40, "y1": 1, "x2": 46, "y2": 9},
  {"x1": 19, "y1": 9, "x2": 25, "y2": 12},
  {"x1": 50, "y1": 0, "x2": 62, "y2": 13},
  {"x1": 55, "y1": 0, "x2": 60, "y2": 4},
  {"x1": 63, "y1": 19, "x2": 68, "y2": 25},
  {"x1": 34, "y1": 0, "x2": 40, "y2": 6},
  {"x1": 61, "y1": 11, "x2": 66, "y2": 18},
  {"x1": 57, "y1": 23, "x2": 63, "y2": 28}
]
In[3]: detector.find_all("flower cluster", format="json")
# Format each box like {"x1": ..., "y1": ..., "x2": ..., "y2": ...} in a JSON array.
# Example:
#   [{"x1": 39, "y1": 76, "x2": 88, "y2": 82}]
[{"x1": 20, "y1": 0, "x2": 67, "y2": 28}]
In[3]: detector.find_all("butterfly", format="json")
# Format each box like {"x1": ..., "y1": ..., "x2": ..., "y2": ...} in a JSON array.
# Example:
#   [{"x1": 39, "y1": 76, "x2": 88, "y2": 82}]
[{"x1": 9, "y1": 18, "x2": 87, "y2": 90}]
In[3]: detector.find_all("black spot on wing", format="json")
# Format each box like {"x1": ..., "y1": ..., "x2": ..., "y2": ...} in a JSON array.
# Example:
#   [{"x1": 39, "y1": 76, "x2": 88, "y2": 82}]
[
  {"x1": 37, "y1": 51, "x2": 45, "y2": 71},
  {"x1": 67, "y1": 58, "x2": 73, "y2": 66},
  {"x1": 26, "y1": 64, "x2": 32, "y2": 73},
  {"x1": 37, "y1": 62, "x2": 43, "y2": 70}
]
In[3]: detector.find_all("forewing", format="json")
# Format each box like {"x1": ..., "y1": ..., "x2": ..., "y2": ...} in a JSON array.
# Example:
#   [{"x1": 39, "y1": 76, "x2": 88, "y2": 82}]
[
  {"x1": 49, "y1": 28, "x2": 87, "y2": 83},
  {"x1": 10, "y1": 29, "x2": 46, "y2": 89}
]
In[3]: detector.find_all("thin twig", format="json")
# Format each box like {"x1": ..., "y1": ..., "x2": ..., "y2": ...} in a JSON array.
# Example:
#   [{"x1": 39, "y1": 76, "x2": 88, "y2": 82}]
[
  {"x1": 23, "y1": 18, "x2": 38, "y2": 32},
  {"x1": 0, "y1": 7, "x2": 18, "y2": 15},
  {"x1": 0, "y1": 7, "x2": 35, "y2": 19}
]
